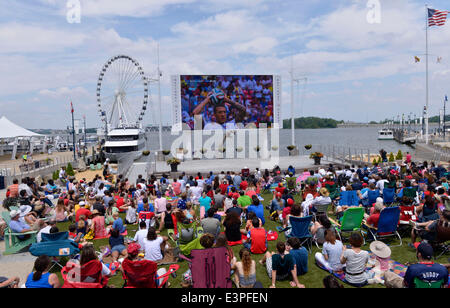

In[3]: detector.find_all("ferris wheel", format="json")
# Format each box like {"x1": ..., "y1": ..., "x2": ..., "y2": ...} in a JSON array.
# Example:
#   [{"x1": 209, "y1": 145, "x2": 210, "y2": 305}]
[{"x1": 96, "y1": 55, "x2": 149, "y2": 130}]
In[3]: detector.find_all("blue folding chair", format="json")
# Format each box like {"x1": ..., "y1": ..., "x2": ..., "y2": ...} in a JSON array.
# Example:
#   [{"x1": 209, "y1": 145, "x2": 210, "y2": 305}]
[
  {"x1": 285, "y1": 215, "x2": 313, "y2": 252},
  {"x1": 339, "y1": 191, "x2": 359, "y2": 207},
  {"x1": 365, "y1": 206, "x2": 402, "y2": 247},
  {"x1": 382, "y1": 188, "x2": 395, "y2": 205},
  {"x1": 29, "y1": 232, "x2": 80, "y2": 270}
]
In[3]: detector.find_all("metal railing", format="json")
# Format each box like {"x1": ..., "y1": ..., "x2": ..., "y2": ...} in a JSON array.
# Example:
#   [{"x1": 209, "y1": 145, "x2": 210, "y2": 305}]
[
  {"x1": 298, "y1": 144, "x2": 378, "y2": 166},
  {"x1": 2, "y1": 154, "x2": 74, "y2": 187}
]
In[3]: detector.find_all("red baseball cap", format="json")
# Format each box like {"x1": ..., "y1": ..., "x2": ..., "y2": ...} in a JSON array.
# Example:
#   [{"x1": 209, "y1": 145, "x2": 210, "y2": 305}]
[
  {"x1": 287, "y1": 198, "x2": 294, "y2": 206},
  {"x1": 276, "y1": 192, "x2": 282, "y2": 198},
  {"x1": 127, "y1": 243, "x2": 141, "y2": 255}
]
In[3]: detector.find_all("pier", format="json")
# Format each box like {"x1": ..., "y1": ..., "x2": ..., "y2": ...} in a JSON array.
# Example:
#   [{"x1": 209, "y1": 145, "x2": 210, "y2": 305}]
[{"x1": 393, "y1": 128, "x2": 417, "y2": 144}]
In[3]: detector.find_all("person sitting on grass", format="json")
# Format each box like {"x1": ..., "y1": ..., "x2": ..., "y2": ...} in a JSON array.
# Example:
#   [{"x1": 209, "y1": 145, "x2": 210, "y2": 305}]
[
  {"x1": 25, "y1": 255, "x2": 61, "y2": 288},
  {"x1": 214, "y1": 234, "x2": 235, "y2": 264},
  {"x1": 323, "y1": 275, "x2": 344, "y2": 288},
  {"x1": 315, "y1": 229, "x2": 344, "y2": 273},
  {"x1": 143, "y1": 227, "x2": 168, "y2": 262},
  {"x1": 201, "y1": 207, "x2": 221, "y2": 238},
  {"x1": 105, "y1": 200, "x2": 119, "y2": 226},
  {"x1": 281, "y1": 198, "x2": 295, "y2": 228},
  {"x1": 286, "y1": 237, "x2": 308, "y2": 276},
  {"x1": 109, "y1": 228, "x2": 127, "y2": 263},
  {"x1": 199, "y1": 233, "x2": 215, "y2": 249},
  {"x1": 259, "y1": 241, "x2": 305, "y2": 289},
  {"x1": 384, "y1": 242, "x2": 449, "y2": 288},
  {"x1": 340, "y1": 232, "x2": 369, "y2": 287},
  {"x1": 247, "y1": 195, "x2": 265, "y2": 226},
  {"x1": 158, "y1": 204, "x2": 175, "y2": 234},
  {"x1": 231, "y1": 248, "x2": 263, "y2": 288},
  {"x1": 243, "y1": 217, "x2": 267, "y2": 254},
  {"x1": 242, "y1": 212, "x2": 262, "y2": 235},
  {"x1": 223, "y1": 211, "x2": 243, "y2": 243},
  {"x1": 409, "y1": 209, "x2": 450, "y2": 249},
  {"x1": 311, "y1": 214, "x2": 334, "y2": 245}
]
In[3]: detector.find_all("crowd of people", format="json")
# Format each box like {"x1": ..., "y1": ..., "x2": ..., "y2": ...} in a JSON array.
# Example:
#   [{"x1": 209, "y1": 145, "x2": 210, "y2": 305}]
[{"x1": 1, "y1": 156, "x2": 450, "y2": 288}]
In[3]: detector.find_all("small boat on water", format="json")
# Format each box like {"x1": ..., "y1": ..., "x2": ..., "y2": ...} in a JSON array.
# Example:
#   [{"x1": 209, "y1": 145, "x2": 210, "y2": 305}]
[{"x1": 378, "y1": 129, "x2": 394, "y2": 140}]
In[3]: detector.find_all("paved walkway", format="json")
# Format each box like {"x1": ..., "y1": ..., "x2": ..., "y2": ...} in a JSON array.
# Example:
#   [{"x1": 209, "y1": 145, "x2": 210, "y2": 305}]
[{"x1": 128, "y1": 155, "x2": 322, "y2": 183}]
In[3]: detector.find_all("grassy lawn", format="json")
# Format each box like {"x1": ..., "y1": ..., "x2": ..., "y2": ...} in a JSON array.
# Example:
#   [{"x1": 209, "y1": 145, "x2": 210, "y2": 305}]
[{"x1": 54, "y1": 192, "x2": 449, "y2": 288}]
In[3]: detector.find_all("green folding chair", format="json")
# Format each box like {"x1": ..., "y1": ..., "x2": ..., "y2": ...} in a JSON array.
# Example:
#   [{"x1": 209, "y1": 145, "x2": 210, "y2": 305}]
[
  {"x1": 413, "y1": 278, "x2": 444, "y2": 289},
  {"x1": 2, "y1": 212, "x2": 38, "y2": 255},
  {"x1": 329, "y1": 207, "x2": 365, "y2": 244},
  {"x1": 90, "y1": 164, "x2": 95, "y2": 171},
  {"x1": 96, "y1": 163, "x2": 102, "y2": 170}
]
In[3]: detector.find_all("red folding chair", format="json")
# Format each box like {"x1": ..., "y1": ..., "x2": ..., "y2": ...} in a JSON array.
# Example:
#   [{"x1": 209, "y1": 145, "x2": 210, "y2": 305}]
[
  {"x1": 122, "y1": 258, "x2": 179, "y2": 288},
  {"x1": 61, "y1": 260, "x2": 108, "y2": 288}
]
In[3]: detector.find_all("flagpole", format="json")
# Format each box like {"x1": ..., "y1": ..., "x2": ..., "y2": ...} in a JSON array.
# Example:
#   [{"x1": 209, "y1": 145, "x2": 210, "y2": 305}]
[
  {"x1": 71, "y1": 102, "x2": 76, "y2": 162},
  {"x1": 426, "y1": 4, "x2": 430, "y2": 144}
]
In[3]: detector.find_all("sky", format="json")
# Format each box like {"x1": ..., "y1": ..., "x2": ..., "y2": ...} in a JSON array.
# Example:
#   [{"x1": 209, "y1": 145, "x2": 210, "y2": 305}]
[{"x1": 2, "y1": 0, "x2": 450, "y2": 129}]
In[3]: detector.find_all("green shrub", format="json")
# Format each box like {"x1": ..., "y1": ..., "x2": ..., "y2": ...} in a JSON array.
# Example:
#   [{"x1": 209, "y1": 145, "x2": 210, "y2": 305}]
[
  {"x1": 52, "y1": 170, "x2": 59, "y2": 181},
  {"x1": 388, "y1": 152, "x2": 395, "y2": 162},
  {"x1": 395, "y1": 150, "x2": 403, "y2": 160},
  {"x1": 66, "y1": 162, "x2": 75, "y2": 176}
]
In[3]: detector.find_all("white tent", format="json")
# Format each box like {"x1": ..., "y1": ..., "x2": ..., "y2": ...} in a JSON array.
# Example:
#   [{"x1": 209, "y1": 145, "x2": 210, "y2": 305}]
[
  {"x1": 0, "y1": 116, "x2": 44, "y2": 158},
  {"x1": 0, "y1": 116, "x2": 43, "y2": 138}
]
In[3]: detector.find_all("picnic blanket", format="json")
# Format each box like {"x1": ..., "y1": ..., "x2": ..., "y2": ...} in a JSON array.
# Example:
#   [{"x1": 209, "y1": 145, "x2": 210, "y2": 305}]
[
  {"x1": 223, "y1": 230, "x2": 279, "y2": 246},
  {"x1": 316, "y1": 252, "x2": 450, "y2": 286}
]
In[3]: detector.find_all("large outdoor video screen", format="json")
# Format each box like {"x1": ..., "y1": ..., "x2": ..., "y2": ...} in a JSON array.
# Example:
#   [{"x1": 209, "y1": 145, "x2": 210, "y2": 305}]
[{"x1": 177, "y1": 75, "x2": 278, "y2": 130}]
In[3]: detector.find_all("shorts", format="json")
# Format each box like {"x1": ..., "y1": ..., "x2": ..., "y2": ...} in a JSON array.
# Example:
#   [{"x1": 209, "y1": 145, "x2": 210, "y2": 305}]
[{"x1": 111, "y1": 244, "x2": 126, "y2": 253}]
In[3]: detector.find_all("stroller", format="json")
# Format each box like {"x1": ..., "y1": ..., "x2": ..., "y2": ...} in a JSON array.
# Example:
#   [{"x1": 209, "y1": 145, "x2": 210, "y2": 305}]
[{"x1": 179, "y1": 247, "x2": 232, "y2": 288}]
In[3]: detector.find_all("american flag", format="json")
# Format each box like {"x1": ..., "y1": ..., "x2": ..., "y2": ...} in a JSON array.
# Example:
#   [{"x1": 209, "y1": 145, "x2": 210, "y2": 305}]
[{"x1": 428, "y1": 8, "x2": 448, "y2": 27}]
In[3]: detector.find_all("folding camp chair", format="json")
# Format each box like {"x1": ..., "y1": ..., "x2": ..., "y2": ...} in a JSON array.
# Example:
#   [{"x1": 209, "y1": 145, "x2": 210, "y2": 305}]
[
  {"x1": 2, "y1": 211, "x2": 38, "y2": 255},
  {"x1": 90, "y1": 164, "x2": 95, "y2": 171},
  {"x1": 96, "y1": 163, "x2": 102, "y2": 170},
  {"x1": 284, "y1": 215, "x2": 313, "y2": 252},
  {"x1": 430, "y1": 220, "x2": 450, "y2": 258},
  {"x1": 122, "y1": 259, "x2": 179, "y2": 288},
  {"x1": 339, "y1": 191, "x2": 359, "y2": 207},
  {"x1": 29, "y1": 232, "x2": 80, "y2": 270},
  {"x1": 61, "y1": 259, "x2": 108, "y2": 288},
  {"x1": 414, "y1": 277, "x2": 445, "y2": 288},
  {"x1": 313, "y1": 203, "x2": 332, "y2": 220},
  {"x1": 382, "y1": 188, "x2": 396, "y2": 205},
  {"x1": 179, "y1": 247, "x2": 233, "y2": 288},
  {"x1": 329, "y1": 207, "x2": 365, "y2": 245},
  {"x1": 168, "y1": 221, "x2": 204, "y2": 257},
  {"x1": 364, "y1": 206, "x2": 402, "y2": 247},
  {"x1": 362, "y1": 190, "x2": 380, "y2": 209}
]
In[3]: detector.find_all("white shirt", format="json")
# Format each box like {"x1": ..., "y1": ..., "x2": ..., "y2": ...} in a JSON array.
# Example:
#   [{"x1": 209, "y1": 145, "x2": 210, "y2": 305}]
[
  {"x1": 133, "y1": 229, "x2": 148, "y2": 250},
  {"x1": 143, "y1": 237, "x2": 164, "y2": 261},
  {"x1": 204, "y1": 121, "x2": 238, "y2": 130},
  {"x1": 37, "y1": 225, "x2": 52, "y2": 243},
  {"x1": 18, "y1": 184, "x2": 33, "y2": 197},
  {"x1": 190, "y1": 186, "x2": 203, "y2": 203}
]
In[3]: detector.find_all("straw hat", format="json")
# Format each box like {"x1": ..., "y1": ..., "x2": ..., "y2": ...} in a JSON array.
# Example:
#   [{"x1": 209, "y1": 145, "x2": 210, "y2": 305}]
[
  {"x1": 370, "y1": 241, "x2": 391, "y2": 259},
  {"x1": 319, "y1": 187, "x2": 330, "y2": 197},
  {"x1": 91, "y1": 209, "x2": 101, "y2": 217}
]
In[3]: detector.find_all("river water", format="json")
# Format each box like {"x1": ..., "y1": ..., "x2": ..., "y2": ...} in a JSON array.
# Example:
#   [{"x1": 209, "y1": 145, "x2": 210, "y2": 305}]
[{"x1": 145, "y1": 126, "x2": 416, "y2": 157}]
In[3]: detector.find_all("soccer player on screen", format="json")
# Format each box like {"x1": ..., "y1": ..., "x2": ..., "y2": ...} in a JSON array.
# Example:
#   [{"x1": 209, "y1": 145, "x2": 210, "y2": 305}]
[{"x1": 192, "y1": 92, "x2": 247, "y2": 130}]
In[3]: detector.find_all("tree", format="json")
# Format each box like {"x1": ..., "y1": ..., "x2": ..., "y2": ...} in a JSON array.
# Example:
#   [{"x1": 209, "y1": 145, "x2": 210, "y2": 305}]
[{"x1": 395, "y1": 150, "x2": 403, "y2": 161}]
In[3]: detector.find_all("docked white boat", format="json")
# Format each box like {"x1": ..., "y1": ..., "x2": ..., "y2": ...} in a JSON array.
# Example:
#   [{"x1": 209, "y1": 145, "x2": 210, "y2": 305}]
[
  {"x1": 104, "y1": 127, "x2": 146, "y2": 162},
  {"x1": 378, "y1": 129, "x2": 394, "y2": 140}
]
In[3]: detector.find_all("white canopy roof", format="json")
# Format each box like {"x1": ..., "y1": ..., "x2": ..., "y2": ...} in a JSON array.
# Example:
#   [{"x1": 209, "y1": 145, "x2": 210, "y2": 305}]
[{"x1": 0, "y1": 116, "x2": 43, "y2": 139}]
